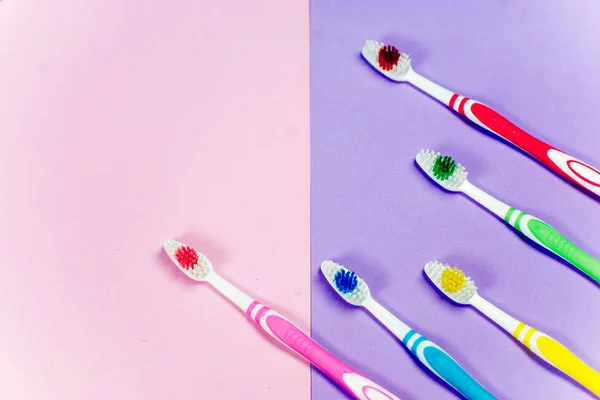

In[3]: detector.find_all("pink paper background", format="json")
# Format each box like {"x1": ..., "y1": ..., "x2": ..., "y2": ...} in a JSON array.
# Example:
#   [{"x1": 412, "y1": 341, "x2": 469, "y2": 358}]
[{"x1": 0, "y1": 1, "x2": 309, "y2": 399}]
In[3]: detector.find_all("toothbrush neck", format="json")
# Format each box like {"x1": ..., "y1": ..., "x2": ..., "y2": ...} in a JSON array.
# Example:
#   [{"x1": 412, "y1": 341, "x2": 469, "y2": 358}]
[
  {"x1": 470, "y1": 294, "x2": 519, "y2": 334},
  {"x1": 207, "y1": 273, "x2": 255, "y2": 312},
  {"x1": 363, "y1": 298, "x2": 412, "y2": 340},
  {"x1": 406, "y1": 70, "x2": 454, "y2": 105},
  {"x1": 460, "y1": 181, "x2": 511, "y2": 220}
]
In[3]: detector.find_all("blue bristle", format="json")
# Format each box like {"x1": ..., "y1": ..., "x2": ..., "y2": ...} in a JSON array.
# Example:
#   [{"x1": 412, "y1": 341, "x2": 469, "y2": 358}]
[{"x1": 334, "y1": 269, "x2": 358, "y2": 294}]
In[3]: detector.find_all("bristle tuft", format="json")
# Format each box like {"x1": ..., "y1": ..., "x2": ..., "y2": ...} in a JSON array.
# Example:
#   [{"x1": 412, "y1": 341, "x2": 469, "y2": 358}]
[
  {"x1": 361, "y1": 40, "x2": 412, "y2": 81},
  {"x1": 441, "y1": 267, "x2": 467, "y2": 293},
  {"x1": 320, "y1": 260, "x2": 370, "y2": 306},
  {"x1": 416, "y1": 149, "x2": 468, "y2": 191},
  {"x1": 432, "y1": 155, "x2": 457, "y2": 181},
  {"x1": 163, "y1": 239, "x2": 213, "y2": 281},
  {"x1": 377, "y1": 45, "x2": 401, "y2": 71},
  {"x1": 334, "y1": 269, "x2": 359, "y2": 294},
  {"x1": 424, "y1": 261, "x2": 477, "y2": 304},
  {"x1": 175, "y1": 246, "x2": 199, "y2": 270}
]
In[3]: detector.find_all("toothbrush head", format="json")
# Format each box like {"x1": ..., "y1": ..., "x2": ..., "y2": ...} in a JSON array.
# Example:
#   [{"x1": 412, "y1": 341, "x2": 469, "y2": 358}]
[
  {"x1": 361, "y1": 40, "x2": 412, "y2": 82},
  {"x1": 424, "y1": 261, "x2": 477, "y2": 305},
  {"x1": 416, "y1": 149, "x2": 468, "y2": 191},
  {"x1": 321, "y1": 260, "x2": 371, "y2": 306},
  {"x1": 164, "y1": 239, "x2": 213, "y2": 281}
]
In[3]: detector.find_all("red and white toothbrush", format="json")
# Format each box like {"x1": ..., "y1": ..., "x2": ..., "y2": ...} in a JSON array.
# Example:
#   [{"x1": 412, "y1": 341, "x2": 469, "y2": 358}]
[
  {"x1": 164, "y1": 239, "x2": 403, "y2": 400},
  {"x1": 362, "y1": 40, "x2": 600, "y2": 198}
]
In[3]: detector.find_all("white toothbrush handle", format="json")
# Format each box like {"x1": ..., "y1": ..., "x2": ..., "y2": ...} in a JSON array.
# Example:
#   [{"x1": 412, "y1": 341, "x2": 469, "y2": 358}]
[
  {"x1": 406, "y1": 71, "x2": 455, "y2": 104},
  {"x1": 469, "y1": 295, "x2": 521, "y2": 338},
  {"x1": 460, "y1": 181, "x2": 511, "y2": 220},
  {"x1": 366, "y1": 300, "x2": 496, "y2": 400}
]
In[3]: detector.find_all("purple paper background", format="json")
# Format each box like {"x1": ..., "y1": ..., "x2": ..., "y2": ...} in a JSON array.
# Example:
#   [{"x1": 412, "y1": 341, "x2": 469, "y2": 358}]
[{"x1": 310, "y1": 1, "x2": 600, "y2": 399}]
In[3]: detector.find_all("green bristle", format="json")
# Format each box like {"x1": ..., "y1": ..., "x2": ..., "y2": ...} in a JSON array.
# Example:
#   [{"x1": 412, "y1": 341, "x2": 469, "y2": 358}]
[{"x1": 432, "y1": 155, "x2": 457, "y2": 181}]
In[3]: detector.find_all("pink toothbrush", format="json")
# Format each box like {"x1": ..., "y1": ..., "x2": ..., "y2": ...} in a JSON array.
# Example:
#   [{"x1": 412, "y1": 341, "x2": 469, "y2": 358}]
[
  {"x1": 362, "y1": 40, "x2": 600, "y2": 198},
  {"x1": 164, "y1": 239, "x2": 403, "y2": 400}
]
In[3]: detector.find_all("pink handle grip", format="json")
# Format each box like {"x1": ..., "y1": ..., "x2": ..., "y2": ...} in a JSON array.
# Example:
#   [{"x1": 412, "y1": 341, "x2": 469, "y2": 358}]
[
  {"x1": 448, "y1": 94, "x2": 600, "y2": 196},
  {"x1": 246, "y1": 301, "x2": 401, "y2": 400}
]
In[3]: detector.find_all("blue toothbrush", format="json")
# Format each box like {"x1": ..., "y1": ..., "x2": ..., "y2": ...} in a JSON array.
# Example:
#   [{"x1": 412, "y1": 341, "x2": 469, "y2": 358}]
[{"x1": 321, "y1": 260, "x2": 496, "y2": 400}]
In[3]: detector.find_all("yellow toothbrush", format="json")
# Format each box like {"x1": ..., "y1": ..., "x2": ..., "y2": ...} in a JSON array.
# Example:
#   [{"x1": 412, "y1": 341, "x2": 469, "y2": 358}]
[{"x1": 424, "y1": 261, "x2": 600, "y2": 397}]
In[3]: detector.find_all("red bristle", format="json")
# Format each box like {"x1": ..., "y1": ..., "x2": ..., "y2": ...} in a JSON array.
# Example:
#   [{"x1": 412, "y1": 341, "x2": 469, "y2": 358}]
[
  {"x1": 175, "y1": 246, "x2": 199, "y2": 270},
  {"x1": 377, "y1": 45, "x2": 401, "y2": 71}
]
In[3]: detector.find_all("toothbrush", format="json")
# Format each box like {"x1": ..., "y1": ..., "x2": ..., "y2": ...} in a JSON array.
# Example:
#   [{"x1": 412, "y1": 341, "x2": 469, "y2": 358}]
[
  {"x1": 424, "y1": 260, "x2": 600, "y2": 397},
  {"x1": 415, "y1": 149, "x2": 600, "y2": 285},
  {"x1": 320, "y1": 260, "x2": 497, "y2": 400},
  {"x1": 163, "y1": 239, "x2": 403, "y2": 400},
  {"x1": 361, "y1": 40, "x2": 600, "y2": 198}
]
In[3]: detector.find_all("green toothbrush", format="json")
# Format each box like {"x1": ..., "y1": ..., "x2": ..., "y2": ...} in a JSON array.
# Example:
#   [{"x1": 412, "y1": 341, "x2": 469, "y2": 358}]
[{"x1": 416, "y1": 149, "x2": 600, "y2": 285}]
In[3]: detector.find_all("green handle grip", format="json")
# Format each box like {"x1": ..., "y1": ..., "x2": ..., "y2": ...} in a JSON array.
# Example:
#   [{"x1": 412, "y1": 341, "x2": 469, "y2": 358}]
[
  {"x1": 526, "y1": 218, "x2": 600, "y2": 284},
  {"x1": 506, "y1": 208, "x2": 600, "y2": 284}
]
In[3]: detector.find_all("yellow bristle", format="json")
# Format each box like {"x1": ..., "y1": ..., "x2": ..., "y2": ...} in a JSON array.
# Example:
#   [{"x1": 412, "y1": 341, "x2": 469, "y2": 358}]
[{"x1": 441, "y1": 267, "x2": 467, "y2": 293}]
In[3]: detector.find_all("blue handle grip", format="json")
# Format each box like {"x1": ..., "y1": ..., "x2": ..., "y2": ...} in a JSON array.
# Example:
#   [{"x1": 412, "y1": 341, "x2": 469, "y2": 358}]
[{"x1": 403, "y1": 331, "x2": 496, "y2": 400}]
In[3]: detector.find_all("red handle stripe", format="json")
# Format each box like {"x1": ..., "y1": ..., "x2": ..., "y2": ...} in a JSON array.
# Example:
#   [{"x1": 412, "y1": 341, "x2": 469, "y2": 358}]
[
  {"x1": 449, "y1": 94, "x2": 469, "y2": 115},
  {"x1": 458, "y1": 97, "x2": 468, "y2": 115},
  {"x1": 449, "y1": 93, "x2": 459, "y2": 109}
]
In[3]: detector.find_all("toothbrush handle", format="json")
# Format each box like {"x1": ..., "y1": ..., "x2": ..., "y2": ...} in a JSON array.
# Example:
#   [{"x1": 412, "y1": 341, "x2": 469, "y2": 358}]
[
  {"x1": 246, "y1": 301, "x2": 402, "y2": 400},
  {"x1": 447, "y1": 94, "x2": 600, "y2": 197},
  {"x1": 504, "y1": 208, "x2": 600, "y2": 284},
  {"x1": 402, "y1": 331, "x2": 496, "y2": 400},
  {"x1": 512, "y1": 323, "x2": 600, "y2": 396}
]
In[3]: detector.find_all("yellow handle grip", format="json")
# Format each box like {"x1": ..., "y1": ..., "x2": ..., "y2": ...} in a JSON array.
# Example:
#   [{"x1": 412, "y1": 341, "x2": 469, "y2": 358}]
[
  {"x1": 535, "y1": 335, "x2": 600, "y2": 397},
  {"x1": 514, "y1": 322, "x2": 600, "y2": 396}
]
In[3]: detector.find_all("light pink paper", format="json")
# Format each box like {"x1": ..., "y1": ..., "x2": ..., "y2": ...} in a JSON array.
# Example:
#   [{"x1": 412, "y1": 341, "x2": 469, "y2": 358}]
[{"x1": 0, "y1": 1, "x2": 310, "y2": 399}]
